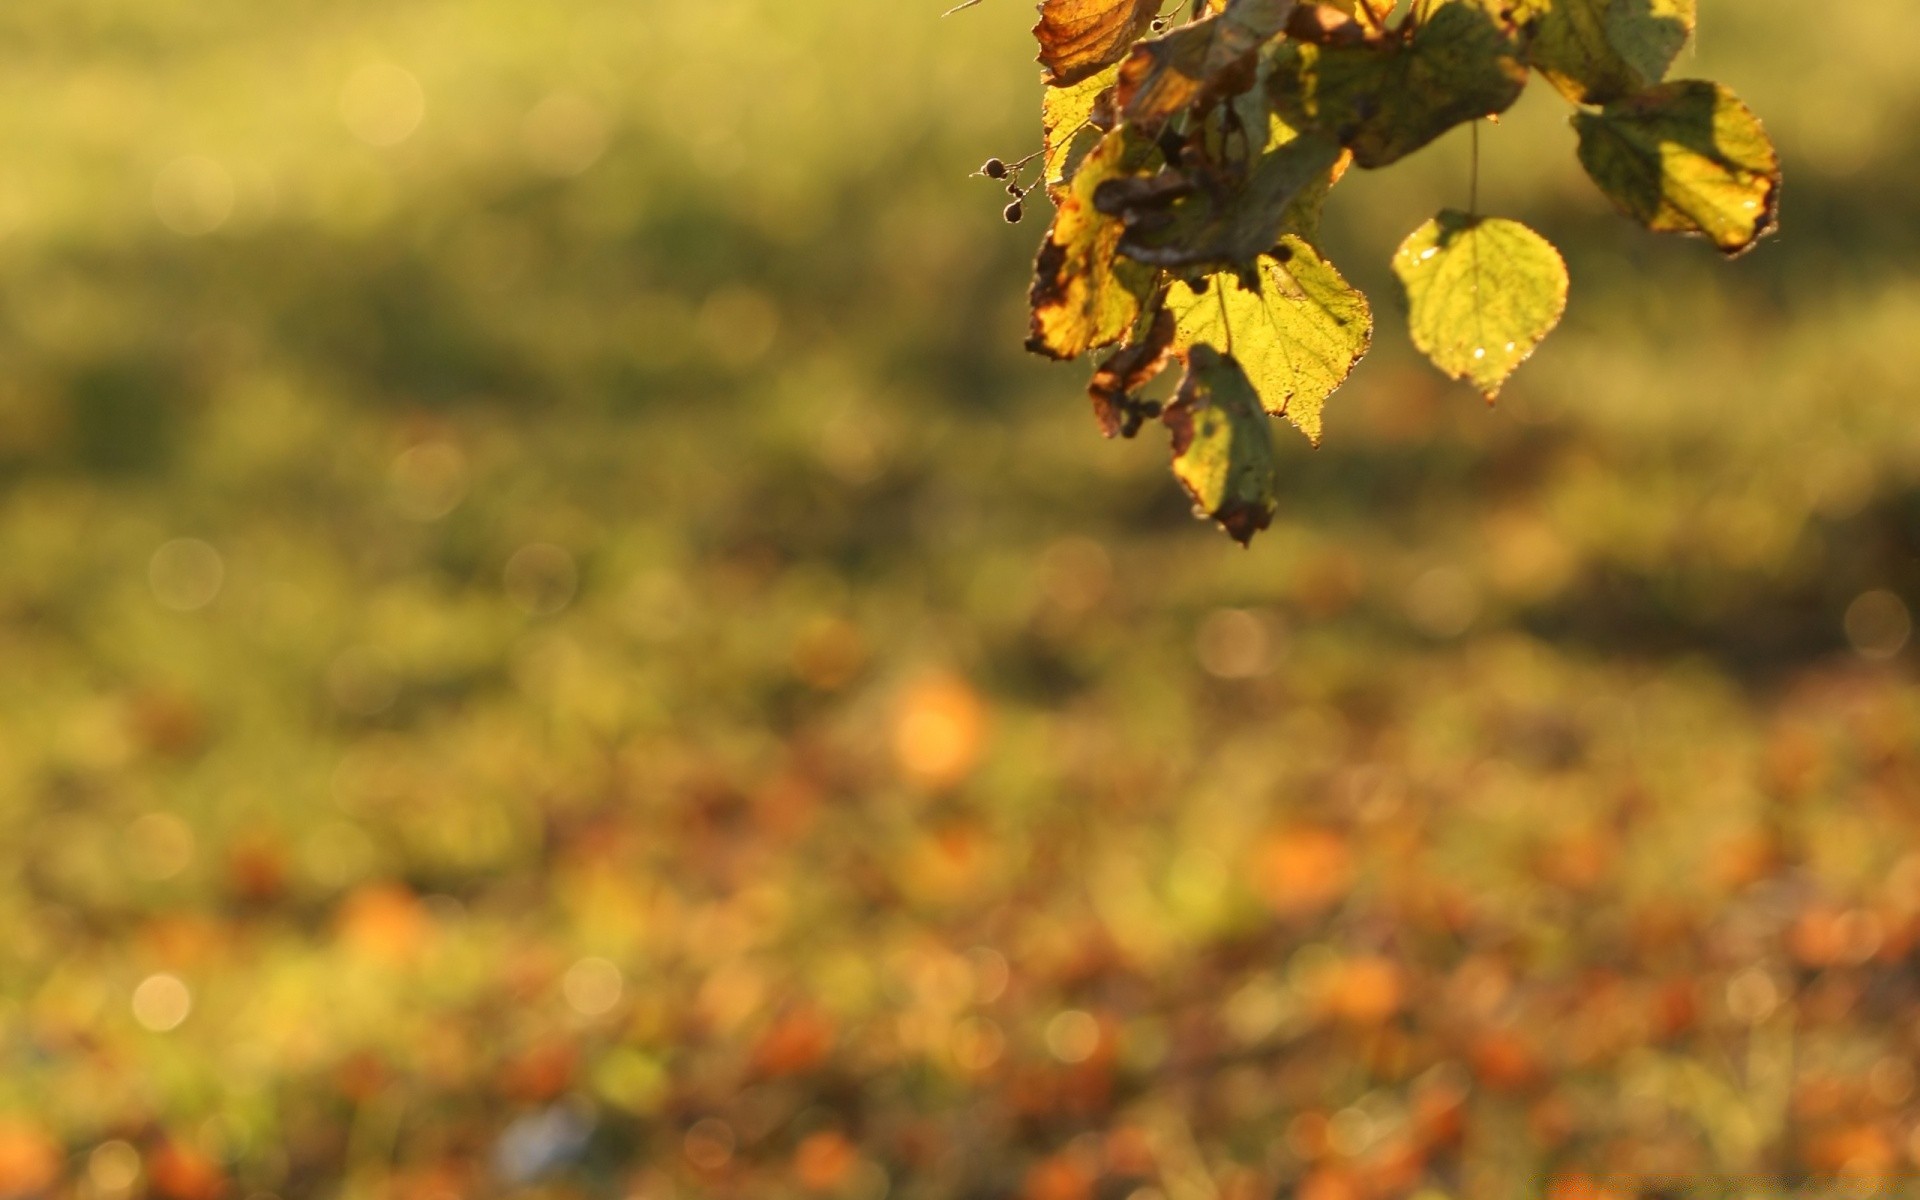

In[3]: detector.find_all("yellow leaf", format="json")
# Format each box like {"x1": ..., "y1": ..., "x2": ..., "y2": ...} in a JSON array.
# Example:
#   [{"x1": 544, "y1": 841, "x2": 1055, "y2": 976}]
[
  {"x1": 1573, "y1": 80, "x2": 1780, "y2": 257},
  {"x1": 1392, "y1": 212, "x2": 1568, "y2": 399}
]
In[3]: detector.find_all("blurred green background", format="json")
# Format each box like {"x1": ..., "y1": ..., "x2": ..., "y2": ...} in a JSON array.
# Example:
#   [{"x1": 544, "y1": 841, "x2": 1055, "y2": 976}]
[{"x1": 3, "y1": 1, "x2": 1920, "y2": 1197}]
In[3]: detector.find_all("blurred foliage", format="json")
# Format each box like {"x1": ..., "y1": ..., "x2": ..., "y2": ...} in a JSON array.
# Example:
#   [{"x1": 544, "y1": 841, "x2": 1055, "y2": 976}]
[{"x1": 1, "y1": 1, "x2": 1920, "y2": 1198}]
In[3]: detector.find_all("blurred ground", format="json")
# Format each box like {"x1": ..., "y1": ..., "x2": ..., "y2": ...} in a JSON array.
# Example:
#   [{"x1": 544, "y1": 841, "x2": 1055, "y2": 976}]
[{"x1": 2, "y1": 1, "x2": 1920, "y2": 1197}]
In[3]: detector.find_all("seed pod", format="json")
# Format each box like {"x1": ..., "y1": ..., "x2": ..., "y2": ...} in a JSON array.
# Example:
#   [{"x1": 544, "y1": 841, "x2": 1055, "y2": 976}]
[
  {"x1": 1003, "y1": 200, "x2": 1024, "y2": 224},
  {"x1": 982, "y1": 158, "x2": 1008, "y2": 180}
]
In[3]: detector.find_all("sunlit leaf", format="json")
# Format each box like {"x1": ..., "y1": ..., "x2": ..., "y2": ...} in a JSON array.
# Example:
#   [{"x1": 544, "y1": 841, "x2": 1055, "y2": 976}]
[
  {"x1": 1573, "y1": 80, "x2": 1780, "y2": 257},
  {"x1": 1392, "y1": 211, "x2": 1568, "y2": 399},
  {"x1": 1164, "y1": 345, "x2": 1280, "y2": 544},
  {"x1": 1166, "y1": 237, "x2": 1370, "y2": 444},
  {"x1": 1268, "y1": 0, "x2": 1527, "y2": 168},
  {"x1": 1102, "y1": 132, "x2": 1345, "y2": 271},
  {"x1": 1043, "y1": 65, "x2": 1120, "y2": 194},
  {"x1": 1035, "y1": 0, "x2": 1162, "y2": 87},
  {"x1": 1116, "y1": 0, "x2": 1297, "y2": 134},
  {"x1": 1027, "y1": 130, "x2": 1160, "y2": 361},
  {"x1": 1518, "y1": 0, "x2": 1696, "y2": 105}
]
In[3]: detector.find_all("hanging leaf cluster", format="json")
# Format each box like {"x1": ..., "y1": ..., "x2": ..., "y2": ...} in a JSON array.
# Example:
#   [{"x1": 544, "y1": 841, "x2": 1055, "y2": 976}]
[{"x1": 992, "y1": 0, "x2": 1779, "y2": 544}]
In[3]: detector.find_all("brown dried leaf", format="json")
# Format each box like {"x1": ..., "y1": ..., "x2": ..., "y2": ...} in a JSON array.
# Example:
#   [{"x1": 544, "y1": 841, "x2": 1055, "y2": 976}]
[
  {"x1": 1088, "y1": 306, "x2": 1176, "y2": 437},
  {"x1": 1036, "y1": 0, "x2": 1163, "y2": 87},
  {"x1": 1116, "y1": 0, "x2": 1297, "y2": 134}
]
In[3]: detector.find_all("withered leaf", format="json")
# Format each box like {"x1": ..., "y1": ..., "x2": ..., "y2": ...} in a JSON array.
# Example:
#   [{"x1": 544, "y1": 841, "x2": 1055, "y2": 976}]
[
  {"x1": 1268, "y1": 0, "x2": 1527, "y2": 169},
  {"x1": 1573, "y1": 80, "x2": 1780, "y2": 257},
  {"x1": 1166, "y1": 237, "x2": 1371, "y2": 444},
  {"x1": 1088, "y1": 306, "x2": 1177, "y2": 437},
  {"x1": 1036, "y1": 0, "x2": 1163, "y2": 87},
  {"x1": 1164, "y1": 344, "x2": 1280, "y2": 545},
  {"x1": 1027, "y1": 129, "x2": 1162, "y2": 361},
  {"x1": 1101, "y1": 132, "x2": 1345, "y2": 272},
  {"x1": 1116, "y1": 0, "x2": 1297, "y2": 134}
]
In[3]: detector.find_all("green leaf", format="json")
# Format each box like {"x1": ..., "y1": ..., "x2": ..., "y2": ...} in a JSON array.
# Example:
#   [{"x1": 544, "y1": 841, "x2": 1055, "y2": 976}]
[
  {"x1": 1035, "y1": 0, "x2": 1163, "y2": 87},
  {"x1": 1573, "y1": 80, "x2": 1780, "y2": 257},
  {"x1": 1043, "y1": 65, "x2": 1120, "y2": 194},
  {"x1": 1268, "y1": 0, "x2": 1527, "y2": 169},
  {"x1": 1164, "y1": 344, "x2": 1280, "y2": 545},
  {"x1": 1115, "y1": 0, "x2": 1296, "y2": 134},
  {"x1": 1518, "y1": 0, "x2": 1696, "y2": 105},
  {"x1": 1104, "y1": 132, "x2": 1346, "y2": 272},
  {"x1": 1166, "y1": 236, "x2": 1371, "y2": 445},
  {"x1": 1026, "y1": 130, "x2": 1161, "y2": 361},
  {"x1": 1392, "y1": 212, "x2": 1568, "y2": 400}
]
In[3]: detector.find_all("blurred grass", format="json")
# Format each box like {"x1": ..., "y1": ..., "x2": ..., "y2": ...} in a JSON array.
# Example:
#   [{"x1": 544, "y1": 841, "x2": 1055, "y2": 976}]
[{"x1": 3, "y1": 1, "x2": 1920, "y2": 1198}]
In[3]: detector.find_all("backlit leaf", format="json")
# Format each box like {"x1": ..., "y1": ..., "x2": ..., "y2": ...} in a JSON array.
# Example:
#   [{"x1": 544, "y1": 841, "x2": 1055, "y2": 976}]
[
  {"x1": 1167, "y1": 237, "x2": 1371, "y2": 445},
  {"x1": 1518, "y1": 0, "x2": 1696, "y2": 105},
  {"x1": 1043, "y1": 65, "x2": 1120, "y2": 193},
  {"x1": 1392, "y1": 211, "x2": 1567, "y2": 399},
  {"x1": 1116, "y1": 0, "x2": 1297, "y2": 134},
  {"x1": 1163, "y1": 345, "x2": 1279, "y2": 545},
  {"x1": 1103, "y1": 132, "x2": 1345, "y2": 271},
  {"x1": 1027, "y1": 130, "x2": 1161, "y2": 361},
  {"x1": 1268, "y1": 0, "x2": 1527, "y2": 168},
  {"x1": 1573, "y1": 80, "x2": 1780, "y2": 257},
  {"x1": 1035, "y1": 0, "x2": 1162, "y2": 87}
]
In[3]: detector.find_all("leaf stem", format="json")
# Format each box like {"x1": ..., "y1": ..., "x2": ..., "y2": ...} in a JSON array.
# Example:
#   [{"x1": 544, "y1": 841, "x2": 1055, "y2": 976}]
[{"x1": 1469, "y1": 120, "x2": 1481, "y2": 219}]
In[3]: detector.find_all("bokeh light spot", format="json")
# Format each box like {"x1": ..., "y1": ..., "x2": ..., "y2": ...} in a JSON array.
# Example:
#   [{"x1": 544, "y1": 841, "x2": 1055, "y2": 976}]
[
  {"x1": 87, "y1": 1140, "x2": 142, "y2": 1192},
  {"x1": 149, "y1": 538, "x2": 225, "y2": 612},
  {"x1": 683, "y1": 1118, "x2": 735, "y2": 1171},
  {"x1": 1845, "y1": 589, "x2": 1911, "y2": 660},
  {"x1": 339, "y1": 64, "x2": 425, "y2": 147},
  {"x1": 562, "y1": 956, "x2": 623, "y2": 1016},
  {"x1": 389, "y1": 441, "x2": 468, "y2": 521},
  {"x1": 132, "y1": 973, "x2": 192, "y2": 1031},
  {"x1": 891, "y1": 674, "x2": 988, "y2": 789},
  {"x1": 1405, "y1": 566, "x2": 1480, "y2": 638},
  {"x1": 522, "y1": 93, "x2": 610, "y2": 178},
  {"x1": 124, "y1": 812, "x2": 195, "y2": 881},
  {"x1": 697, "y1": 287, "x2": 780, "y2": 367},
  {"x1": 152, "y1": 156, "x2": 234, "y2": 236},
  {"x1": 1044, "y1": 1010, "x2": 1100, "y2": 1064},
  {"x1": 1194, "y1": 608, "x2": 1281, "y2": 679},
  {"x1": 504, "y1": 543, "x2": 579, "y2": 616}
]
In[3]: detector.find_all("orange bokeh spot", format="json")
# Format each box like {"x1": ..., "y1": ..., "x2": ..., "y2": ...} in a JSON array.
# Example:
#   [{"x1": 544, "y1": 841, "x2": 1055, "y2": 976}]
[
  {"x1": 1251, "y1": 828, "x2": 1354, "y2": 917},
  {"x1": 1021, "y1": 1153, "x2": 1093, "y2": 1200},
  {"x1": 891, "y1": 674, "x2": 989, "y2": 789},
  {"x1": 1321, "y1": 956, "x2": 1404, "y2": 1025},
  {"x1": 753, "y1": 1007, "x2": 836, "y2": 1077},
  {"x1": 0, "y1": 1123, "x2": 59, "y2": 1199},
  {"x1": 147, "y1": 1140, "x2": 226, "y2": 1200},
  {"x1": 794, "y1": 1131, "x2": 858, "y2": 1192},
  {"x1": 336, "y1": 883, "x2": 430, "y2": 964}
]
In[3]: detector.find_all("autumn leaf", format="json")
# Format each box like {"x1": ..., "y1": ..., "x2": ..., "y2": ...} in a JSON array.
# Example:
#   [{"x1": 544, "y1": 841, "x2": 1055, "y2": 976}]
[
  {"x1": 1518, "y1": 0, "x2": 1696, "y2": 105},
  {"x1": 1027, "y1": 129, "x2": 1160, "y2": 361},
  {"x1": 1104, "y1": 131, "x2": 1346, "y2": 271},
  {"x1": 1088, "y1": 306, "x2": 1176, "y2": 437},
  {"x1": 1392, "y1": 211, "x2": 1568, "y2": 399},
  {"x1": 1116, "y1": 0, "x2": 1297, "y2": 134},
  {"x1": 1573, "y1": 80, "x2": 1780, "y2": 257},
  {"x1": 1269, "y1": 0, "x2": 1527, "y2": 168},
  {"x1": 1036, "y1": 0, "x2": 1163, "y2": 87},
  {"x1": 1043, "y1": 64, "x2": 1120, "y2": 194},
  {"x1": 1166, "y1": 237, "x2": 1370, "y2": 444},
  {"x1": 1163, "y1": 345, "x2": 1280, "y2": 544}
]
